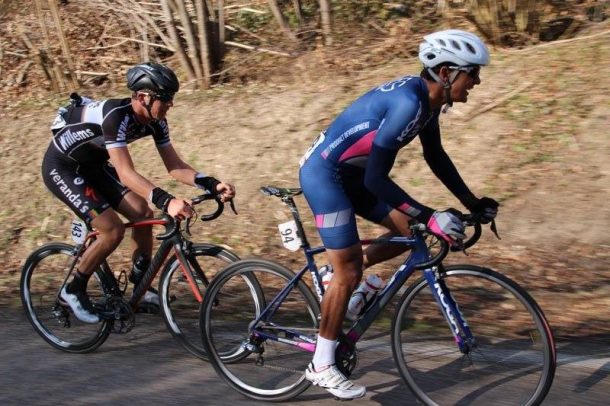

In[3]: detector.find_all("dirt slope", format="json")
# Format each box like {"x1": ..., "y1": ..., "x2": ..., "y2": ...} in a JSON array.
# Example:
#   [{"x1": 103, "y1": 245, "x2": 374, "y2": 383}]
[{"x1": 1, "y1": 25, "x2": 609, "y2": 336}]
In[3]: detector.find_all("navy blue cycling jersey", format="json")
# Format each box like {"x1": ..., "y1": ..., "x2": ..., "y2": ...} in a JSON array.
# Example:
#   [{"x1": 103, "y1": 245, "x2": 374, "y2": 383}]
[{"x1": 299, "y1": 75, "x2": 474, "y2": 249}]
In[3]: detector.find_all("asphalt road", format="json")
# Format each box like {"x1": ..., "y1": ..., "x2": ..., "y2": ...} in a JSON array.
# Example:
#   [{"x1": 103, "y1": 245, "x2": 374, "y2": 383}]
[{"x1": 1, "y1": 308, "x2": 609, "y2": 405}]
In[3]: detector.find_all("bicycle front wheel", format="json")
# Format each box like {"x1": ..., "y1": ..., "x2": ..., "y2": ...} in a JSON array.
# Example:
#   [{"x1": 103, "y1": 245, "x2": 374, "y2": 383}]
[
  {"x1": 159, "y1": 243, "x2": 239, "y2": 360},
  {"x1": 200, "y1": 259, "x2": 320, "y2": 401},
  {"x1": 20, "y1": 243, "x2": 112, "y2": 353},
  {"x1": 392, "y1": 264, "x2": 556, "y2": 406}
]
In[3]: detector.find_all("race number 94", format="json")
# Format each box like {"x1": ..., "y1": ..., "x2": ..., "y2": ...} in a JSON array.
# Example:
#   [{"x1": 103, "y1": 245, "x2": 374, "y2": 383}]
[{"x1": 278, "y1": 220, "x2": 302, "y2": 251}]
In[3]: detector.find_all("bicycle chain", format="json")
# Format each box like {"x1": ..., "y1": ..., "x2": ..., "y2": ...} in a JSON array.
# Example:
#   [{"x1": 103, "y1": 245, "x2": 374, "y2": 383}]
[{"x1": 255, "y1": 355, "x2": 302, "y2": 374}]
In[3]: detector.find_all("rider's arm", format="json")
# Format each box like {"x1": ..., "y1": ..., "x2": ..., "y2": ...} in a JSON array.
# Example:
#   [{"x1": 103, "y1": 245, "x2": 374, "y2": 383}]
[
  {"x1": 419, "y1": 125, "x2": 477, "y2": 208},
  {"x1": 363, "y1": 96, "x2": 435, "y2": 222},
  {"x1": 157, "y1": 143, "x2": 236, "y2": 200},
  {"x1": 108, "y1": 146, "x2": 157, "y2": 198},
  {"x1": 364, "y1": 144, "x2": 434, "y2": 222},
  {"x1": 156, "y1": 143, "x2": 198, "y2": 186}
]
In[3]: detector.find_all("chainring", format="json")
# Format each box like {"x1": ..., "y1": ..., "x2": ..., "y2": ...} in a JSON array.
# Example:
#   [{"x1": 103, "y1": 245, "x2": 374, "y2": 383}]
[
  {"x1": 335, "y1": 334, "x2": 358, "y2": 377},
  {"x1": 103, "y1": 296, "x2": 136, "y2": 334}
]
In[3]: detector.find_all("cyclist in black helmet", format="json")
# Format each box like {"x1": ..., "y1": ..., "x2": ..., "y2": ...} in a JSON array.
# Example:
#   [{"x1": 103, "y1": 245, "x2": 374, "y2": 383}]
[{"x1": 41, "y1": 62, "x2": 236, "y2": 323}]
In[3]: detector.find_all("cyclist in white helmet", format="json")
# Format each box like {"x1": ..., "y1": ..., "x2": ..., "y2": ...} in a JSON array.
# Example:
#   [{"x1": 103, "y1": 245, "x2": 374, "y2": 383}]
[{"x1": 299, "y1": 29, "x2": 499, "y2": 399}]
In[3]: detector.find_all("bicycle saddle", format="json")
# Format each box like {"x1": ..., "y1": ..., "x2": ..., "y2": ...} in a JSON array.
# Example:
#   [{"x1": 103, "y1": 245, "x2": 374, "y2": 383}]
[{"x1": 260, "y1": 186, "x2": 302, "y2": 198}]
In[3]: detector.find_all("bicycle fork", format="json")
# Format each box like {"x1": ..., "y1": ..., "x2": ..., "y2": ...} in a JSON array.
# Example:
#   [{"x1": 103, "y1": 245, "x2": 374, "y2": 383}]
[{"x1": 423, "y1": 267, "x2": 475, "y2": 354}]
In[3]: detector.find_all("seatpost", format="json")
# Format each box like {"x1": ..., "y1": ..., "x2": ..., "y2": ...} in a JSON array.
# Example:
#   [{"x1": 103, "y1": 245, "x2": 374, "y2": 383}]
[{"x1": 282, "y1": 196, "x2": 311, "y2": 249}]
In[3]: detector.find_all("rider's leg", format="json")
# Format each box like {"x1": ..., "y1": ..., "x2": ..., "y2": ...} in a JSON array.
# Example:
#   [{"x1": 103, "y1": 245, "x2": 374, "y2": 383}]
[
  {"x1": 116, "y1": 191, "x2": 154, "y2": 264},
  {"x1": 61, "y1": 209, "x2": 125, "y2": 323},
  {"x1": 363, "y1": 208, "x2": 412, "y2": 269},
  {"x1": 318, "y1": 243, "x2": 363, "y2": 343},
  {"x1": 74, "y1": 209, "x2": 126, "y2": 277},
  {"x1": 307, "y1": 243, "x2": 366, "y2": 399},
  {"x1": 115, "y1": 192, "x2": 159, "y2": 308}
]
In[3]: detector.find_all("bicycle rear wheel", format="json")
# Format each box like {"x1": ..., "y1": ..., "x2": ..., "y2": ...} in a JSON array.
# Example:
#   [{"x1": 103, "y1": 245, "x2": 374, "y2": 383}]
[
  {"x1": 392, "y1": 265, "x2": 556, "y2": 406},
  {"x1": 159, "y1": 243, "x2": 239, "y2": 360},
  {"x1": 20, "y1": 243, "x2": 113, "y2": 353},
  {"x1": 200, "y1": 259, "x2": 320, "y2": 401}
]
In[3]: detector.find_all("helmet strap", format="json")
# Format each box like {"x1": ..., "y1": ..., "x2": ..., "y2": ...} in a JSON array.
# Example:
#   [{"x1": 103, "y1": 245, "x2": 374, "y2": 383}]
[
  {"x1": 428, "y1": 68, "x2": 460, "y2": 113},
  {"x1": 142, "y1": 94, "x2": 155, "y2": 119}
]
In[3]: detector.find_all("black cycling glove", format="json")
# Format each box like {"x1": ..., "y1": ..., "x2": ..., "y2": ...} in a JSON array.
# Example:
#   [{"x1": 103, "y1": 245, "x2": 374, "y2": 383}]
[{"x1": 467, "y1": 196, "x2": 499, "y2": 224}]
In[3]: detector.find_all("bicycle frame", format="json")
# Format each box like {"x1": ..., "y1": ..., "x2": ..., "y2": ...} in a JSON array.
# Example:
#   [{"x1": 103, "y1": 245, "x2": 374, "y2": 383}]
[
  {"x1": 66, "y1": 217, "x2": 205, "y2": 315},
  {"x1": 250, "y1": 192, "x2": 475, "y2": 355}
]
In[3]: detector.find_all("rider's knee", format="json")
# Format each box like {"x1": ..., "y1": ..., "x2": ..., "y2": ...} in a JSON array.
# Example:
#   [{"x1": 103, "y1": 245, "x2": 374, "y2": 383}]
[
  {"x1": 337, "y1": 257, "x2": 364, "y2": 291},
  {"x1": 104, "y1": 222, "x2": 126, "y2": 245},
  {"x1": 129, "y1": 197, "x2": 154, "y2": 220}
]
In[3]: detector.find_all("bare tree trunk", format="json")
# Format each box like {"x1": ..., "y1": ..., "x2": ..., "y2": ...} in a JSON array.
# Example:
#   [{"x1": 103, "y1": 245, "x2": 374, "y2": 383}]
[
  {"x1": 34, "y1": 0, "x2": 51, "y2": 47},
  {"x1": 217, "y1": 0, "x2": 225, "y2": 60},
  {"x1": 318, "y1": 0, "x2": 332, "y2": 46},
  {"x1": 292, "y1": 0, "x2": 303, "y2": 24},
  {"x1": 139, "y1": 20, "x2": 149, "y2": 61},
  {"x1": 194, "y1": 0, "x2": 212, "y2": 87},
  {"x1": 48, "y1": 0, "x2": 79, "y2": 88},
  {"x1": 174, "y1": 0, "x2": 204, "y2": 86},
  {"x1": 160, "y1": 0, "x2": 197, "y2": 83},
  {"x1": 267, "y1": 0, "x2": 298, "y2": 42}
]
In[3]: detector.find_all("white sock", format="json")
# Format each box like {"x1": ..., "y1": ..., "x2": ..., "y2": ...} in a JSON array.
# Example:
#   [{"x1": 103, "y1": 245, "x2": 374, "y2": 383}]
[{"x1": 312, "y1": 335, "x2": 337, "y2": 370}]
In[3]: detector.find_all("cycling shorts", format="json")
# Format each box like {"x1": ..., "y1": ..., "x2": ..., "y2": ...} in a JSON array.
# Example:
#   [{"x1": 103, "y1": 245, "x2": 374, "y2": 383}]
[
  {"x1": 41, "y1": 145, "x2": 129, "y2": 223},
  {"x1": 299, "y1": 156, "x2": 392, "y2": 250}
]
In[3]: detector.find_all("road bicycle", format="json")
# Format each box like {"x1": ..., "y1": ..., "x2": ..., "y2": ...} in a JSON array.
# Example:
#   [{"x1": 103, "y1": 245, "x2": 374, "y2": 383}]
[
  {"x1": 21, "y1": 193, "x2": 244, "y2": 359},
  {"x1": 199, "y1": 186, "x2": 556, "y2": 405}
]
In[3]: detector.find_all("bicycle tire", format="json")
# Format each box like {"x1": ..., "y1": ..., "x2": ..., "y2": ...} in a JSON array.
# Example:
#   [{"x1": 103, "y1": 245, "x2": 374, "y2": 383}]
[
  {"x1": 158, "y1": 243, "x2": 240, "y2": 360},
  {"x1": 200, "y1": 259, "x2": 320, "y2": 401},
  {"x1": 391, "y1": 264, "x2": 556, "y2": 406},
  {"x1": 20, "y1": 243, "x2": 113, "y2": 353}
]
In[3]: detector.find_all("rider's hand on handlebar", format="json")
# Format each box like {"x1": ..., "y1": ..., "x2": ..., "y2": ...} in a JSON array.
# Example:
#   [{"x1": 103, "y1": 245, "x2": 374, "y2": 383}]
[
  {"x1": 427, "y1": 210, "x2": 466, "y2": 245},
  {"x1": 166, "y1": 198, "x2": 195, "y2": 220},
  {"x1": 467, "y1": 196, "x2": 499, "y2": 224},
  {"x1": 215, "y1": 182, "x2": 236, "y2": 203}
]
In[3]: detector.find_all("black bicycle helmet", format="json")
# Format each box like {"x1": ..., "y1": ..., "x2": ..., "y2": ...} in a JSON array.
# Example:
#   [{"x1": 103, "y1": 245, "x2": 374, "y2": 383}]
[{"x1": 126, "y1": 63, "x2": 180, "y2": 95}]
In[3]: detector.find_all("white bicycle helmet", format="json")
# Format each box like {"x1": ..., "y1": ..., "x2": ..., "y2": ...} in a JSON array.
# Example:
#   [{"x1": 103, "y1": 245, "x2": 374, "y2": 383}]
[{"x1": 418, "y1": 29, "x2": 490, "y2": 68}]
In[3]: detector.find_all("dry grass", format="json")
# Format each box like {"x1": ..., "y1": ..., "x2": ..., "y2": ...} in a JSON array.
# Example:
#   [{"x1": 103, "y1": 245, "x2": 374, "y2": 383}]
[{"x1": 0, "y1": 15, "x2": 609, "y2": 337}]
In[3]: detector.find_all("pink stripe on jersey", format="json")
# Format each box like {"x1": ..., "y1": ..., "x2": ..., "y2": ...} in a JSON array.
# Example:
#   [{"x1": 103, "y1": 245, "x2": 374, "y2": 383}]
[
  {"x1": 338, "y1": 130, "x2": 377, "y2": 162},
  {"x1": 315, "y1": 214, "x2": 325, "y2": 228}
]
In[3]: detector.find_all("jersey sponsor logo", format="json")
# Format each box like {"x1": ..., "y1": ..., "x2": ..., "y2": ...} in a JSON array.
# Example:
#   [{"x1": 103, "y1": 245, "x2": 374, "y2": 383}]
[
  {"x1": 322, "y1": 122, "x2": 370, "y2": 158},
  {"x1": 49, "y1": 169, "x2": 90, "y2": 214},
  {"x1": 377, "y1": 76, "x2": 415, "y2": 93},
  {"x1": 117, "y1": 115, "x2": 129, "y2": 142},
  {"x1": 84, "y1": 186, "x2": 100, "y2": 202},
  {"x1": 57, "y1": 128, "x2": 96, "y2": 152},
  {"x1": 397, "y1": 101, "x2": 422, "y2": 142}
]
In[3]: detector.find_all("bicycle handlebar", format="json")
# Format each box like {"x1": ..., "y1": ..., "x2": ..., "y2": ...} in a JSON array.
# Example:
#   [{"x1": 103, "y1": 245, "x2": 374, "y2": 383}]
[
  {"x1": 156, "y1": 192, "x2": 236, "y2": 240},
  {"x1": 414, "y1": 213, "x2": 489, "y2": 269}
]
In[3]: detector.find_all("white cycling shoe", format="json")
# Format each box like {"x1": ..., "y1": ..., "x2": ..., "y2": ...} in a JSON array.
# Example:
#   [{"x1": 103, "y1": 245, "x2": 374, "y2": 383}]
[
  {"x1": 60, "y1": 287, "x2": 100, "y2": 324},
  {"x1": 305, "y1": 363, "x2": 366, "y2": 400}
]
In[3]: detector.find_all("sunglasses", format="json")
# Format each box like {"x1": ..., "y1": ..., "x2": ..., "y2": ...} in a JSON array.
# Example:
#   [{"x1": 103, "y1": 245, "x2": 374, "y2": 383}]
[
  {"x1": 139, "y1": 91, "x2": 174, "y2": 103},
  {"x1": 154, "y1": 93, "x2": 174, "y2": 103},
  {"x1": 450, "y1": 65, "x2": 481, "y2": 79}
]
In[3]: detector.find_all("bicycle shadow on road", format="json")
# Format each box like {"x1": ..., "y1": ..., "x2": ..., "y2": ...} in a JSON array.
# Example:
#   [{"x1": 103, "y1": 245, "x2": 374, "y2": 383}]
[{"x1": 555, "y1": 335, "x2": 610, "y2": 394}]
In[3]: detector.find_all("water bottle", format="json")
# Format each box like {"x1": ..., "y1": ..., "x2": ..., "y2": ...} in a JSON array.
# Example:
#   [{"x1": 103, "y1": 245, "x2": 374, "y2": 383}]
[
  {"x1": 319, "y1": 265, "x2": 334, "y2": 297},
  {"x1": 346, "y1": 274, "x2": 385, "y2": 321}
]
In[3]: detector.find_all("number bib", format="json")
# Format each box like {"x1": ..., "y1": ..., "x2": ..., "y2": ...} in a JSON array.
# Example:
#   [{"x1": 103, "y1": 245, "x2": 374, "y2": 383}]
[
  {"x1": 278, "y1": 220, "x2": 302, "y2": 251},
  {"x1": 70, "y1": 218, "x2": 88, "y2": 244}
]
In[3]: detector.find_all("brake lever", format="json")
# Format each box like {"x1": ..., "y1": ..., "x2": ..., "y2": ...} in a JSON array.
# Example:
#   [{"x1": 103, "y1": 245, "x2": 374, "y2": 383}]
[
  {"x1": 185, "y1": 217, "x2": 192, "y2": 236},
  {"x1": 490, "y1": 219, "x2": 501, "y2": 240},
  {"x1": 229, "y1": 199, "x2": 238, "y2": 215},
  {"x1": 456, "y1": 239, "x2": 469, "y2": 256}
]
